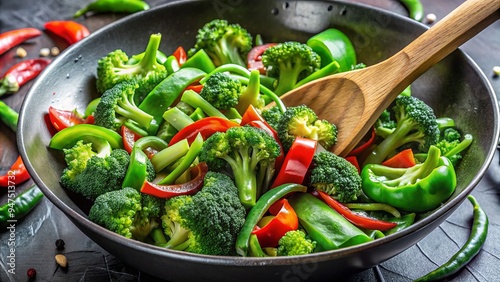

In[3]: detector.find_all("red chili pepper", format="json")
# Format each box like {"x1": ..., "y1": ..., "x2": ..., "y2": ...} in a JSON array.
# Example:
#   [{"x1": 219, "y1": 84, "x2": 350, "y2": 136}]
[
  {"x1": 48, "y1": 106, "x2": 93, "y2": 132},
  {"x1": 172, "y1": 46, "x2": 187, "y2": 66},
  {"x1": 247, "y1": 43, "x2": 277, "y2": 74},
  {"x1": 0, "y1": 155, "x2": 31, "y2": 187},
  {"x1": 316, "y1": 191, "x2": 397, "y2": 231},
  {"x1": 0, "y1": 27, "x2": 41, "y2": 55},
  {"x1": 347, "y1": 127, "x2": 376, "y2": 157},
  {"x1": 240, "y1": 104, "x2": 266, "y2": 125},
  {"x1": 1, "y1": 59, "x2": 51, "y2": 96},
  {"x1": 381, "y1": 148, "x2": 416, "y2": 168},
  {"x1": 271, "y1": 137, "x2": 317, "y2": 188},
  {"x1": 168, "y1": 117, "x2": 240, "y2": 146},
  {"x1": 121, "y1": 125, "x2": 142, "y2": 153},
  {"x1": 345, "y1": 155, "x2": 361, "y2": 174},
  {"x1": 140, "y1": 162, "x2": 208, "y2": 198},
  {"x1": 44, "y1": 21, "x2": 90, "y2": 45},
  {"x1": 252, "y1": 198, "x2": 299, "y2": 247}
]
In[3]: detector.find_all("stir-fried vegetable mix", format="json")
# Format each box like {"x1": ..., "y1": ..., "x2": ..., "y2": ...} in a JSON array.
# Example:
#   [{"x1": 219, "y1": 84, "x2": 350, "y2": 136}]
[{"x1": 46, "y1": 19, "x2": 473, "y2": 257}]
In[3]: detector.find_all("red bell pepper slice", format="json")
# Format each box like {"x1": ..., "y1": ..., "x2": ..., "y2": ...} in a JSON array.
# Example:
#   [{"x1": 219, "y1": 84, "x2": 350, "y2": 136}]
[
  {"x1": 251, "y1": 198, "x2": 299, "y2": 247},
  {"x1": 48, "y1": 106, "x2": 94, "y2": 131},
  {"x1": 44, "y1": 20, "x2": 90, "y2": 45},
  {"x1": 140, "y1": 162, "x2": 208, "y2": 198},
  {"x1": 168, "y1": 116, "x2": 240, "y2": 146},
  {"x1": 347, "y1": 127, "x2": 376, "y2": 156},
  {"x1": 271, "y1": 137, "x2": 317, "y2": 188},
  {"x1": 381, "y1": 148, "x2": 416, "y2": 168},
  {"x1": 345, "y1": 155, "x2": 360, "y2": 174},
  {"x1": 240, "y1": 104, "x2": 266, "y2": 125},
  {"x1": 184, "y1": 83, "x2": 203, "y2": 93},
  {"x1": 247, "y1": 43, "x2": 277, "y2": 74},
  {"x1": 316, "y1": 191, "x2": 397, "y2": 231},
  {"x1": 0, "y1": 155, "x2": 30, "y2": 187},
  {"x1": 121, "y1": 125, "x2": 142, "y2": 154},
  {"x1": 172, "y1": 46, "x2": 187, "y2": 66}
]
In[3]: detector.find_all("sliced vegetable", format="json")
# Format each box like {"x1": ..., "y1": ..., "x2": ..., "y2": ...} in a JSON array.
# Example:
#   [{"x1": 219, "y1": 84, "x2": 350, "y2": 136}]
[
  {"x1": 122, "y1": 147, "x2": 149, "y2": 190},
  {"x1": 381, "y1": 148, "x2": 416, "y2": 168},
  {"x1": 252, "y1": 199, "x2": 299, "y2": 248},
  {"x1": 168, "y1": 116, "x2": 240, "y2": 146},
  {"x1": 247, "y1": 43, "x2": 277, "y2": 74},
  {"x1": 48, "y1": 106, "x2": 94, "y2": 132},
  {"x1": 141, "y1": 162, "x2": 208, "y2": 198},
  {"x1": 172, "y1": 46, "x2": 187, "y2": 65},
  {"x1": 49, "y1": 123, "x2": 123, "y2": 150},
  {"x1": 306, "y1": 28, "x2": 357, "y2": 71},
  {"x1": 121, "y1": 125, "x2": 142, "y2": 153}
]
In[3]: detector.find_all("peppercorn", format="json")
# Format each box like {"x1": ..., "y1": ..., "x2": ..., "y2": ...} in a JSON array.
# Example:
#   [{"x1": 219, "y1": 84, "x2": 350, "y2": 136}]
[
  {"x1": 55, "y1": 239, "x2": 65, "y2": 250},
  {"x1": 27, "y1": 268, "x2": 37, "y2": 279}
]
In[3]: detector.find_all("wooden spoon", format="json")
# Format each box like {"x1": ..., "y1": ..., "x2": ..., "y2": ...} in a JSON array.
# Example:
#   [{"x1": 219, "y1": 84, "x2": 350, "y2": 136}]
[{"x1": 277, "y1": 0, "x2": 500, "y2": 156}]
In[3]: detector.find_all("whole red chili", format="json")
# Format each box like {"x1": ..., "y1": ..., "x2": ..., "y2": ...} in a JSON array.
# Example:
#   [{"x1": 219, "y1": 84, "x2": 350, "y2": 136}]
[
  {"x1": 0, "y1": 58, "x2": 51, "y2": 96},
  {"x1": 44, "y1": 21, "x2": 90, "y2": 45},
  {"x1": 0, "y1": 27, "x2": 41, "y2": 56},
  {"x1": 0, "y1": 155, "x2": 31, "y2": 187}
]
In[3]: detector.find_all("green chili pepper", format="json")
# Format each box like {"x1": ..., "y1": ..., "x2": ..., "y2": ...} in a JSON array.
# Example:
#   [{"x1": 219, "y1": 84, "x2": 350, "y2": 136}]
[
  {"x1": 415, "y1": 195, "x2": 488, "y2": 281},
  {"x1": 398, "y1": 0, "x2": 424, "y2": 22},
  {"x1": 361, "y1": 146, "x2": 456, "y2": 212},
  {"x1": 248, "y1": 234, "x2": 268, "y2": 257},
  {"x1": 235, "y1": 183, "x2": 308, "y2": 256},
  {"x1": 139, "y1": 67, "x2": 206, "y2": 127},
  {"x1": 157, "y1": 133, "x2": 203, "y2": 185},
  {"x1": 49, "y1": 124, "x2": 123, "y2": 150},
  {"x1": 1, "y1": 185, "x2": 44, "y2": 228},
  {"x1": 74, "y1": 0, "x2": 150, "y2": 18},
  {"x1": 0, "y1": 100, "x2": 18, "y2": 132},
  {"x1": 181, "y1": 49, "x2": 216, "y2": 73},
  {"x1": 306, "y1": 28, "x2": 357, "y2": 72},
  {"x1": 384, "y1": 213, "x2": 415, "y2": 235},
  {"x1": 288, "y1": 193, "x2": 372, "y2": 251}
]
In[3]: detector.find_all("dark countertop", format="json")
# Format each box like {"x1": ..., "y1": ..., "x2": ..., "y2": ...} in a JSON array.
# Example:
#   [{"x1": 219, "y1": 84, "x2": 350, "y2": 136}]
[{"x1": 1, "y1": 0, "x2": 499, "y2": 281}]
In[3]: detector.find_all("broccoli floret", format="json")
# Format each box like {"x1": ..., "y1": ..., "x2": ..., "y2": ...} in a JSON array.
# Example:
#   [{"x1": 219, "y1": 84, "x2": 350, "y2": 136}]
[
  {"x1": 262, "y1": 41, "x2": 321, "y2": 95},
  {"x1": 434, "y1": 128, "x2": 472, "y2": 166},
  {"x1": 96, "y1": 33, "x2": 168, "y2": 97},
  {"x1": 94, "y1": 80, "x2": 157, "y2": 135},
  {"x1": 364, "y1": 95, "x2": 439, "y2": 165},
  {"x1": 261, "y1": 106, "x2": 283, "y2": 131},
  {"x1": 276, "y1": 105, "x2": 337, "y2": 151},
  {"x1": 60, "y1": 140, "x2": 130, "y2": 200},
  {"x1": 310, "y1": 151, "x2": 362, "y2": 203},
  {"x1": 199, "y1": 72, "x2": 242, "y2": 110},
  {"x1": 189, "y1": 19, "x2": 252, "y2": 67},
  {"x1": 160, "y1": 172, "x2": 246, "y2": 255},
  {"x1": 375, "y1": 109, "x2": 396, "y2": 139},
  {"x1": 277, "y1": 230, "x2": 317, "y2": 256},
  {"x1": 199, "y1": 126, "x2": 280, "y2": 208},
  {"x1": 88, "y1": 187, "x2": 164, "y2": 241}
]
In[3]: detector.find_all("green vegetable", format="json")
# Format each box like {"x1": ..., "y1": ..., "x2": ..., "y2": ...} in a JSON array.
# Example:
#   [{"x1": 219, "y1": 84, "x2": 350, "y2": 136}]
[
  {"x1": 199, "y1": 126, "x2": 281, "y2": 208},
  {"x1": 277, "y1": 230, "x2": 317, "y2": 256},
  {"x1": 261, "y1": 105, "x2": 283, "y2": 131},
  {"x1": 93, "y1": 80, "x2": 158, "y2": 136},
  {"x1": 384, "y1": 213, "x2": 415, "y2": 235},
  {"x1": 181, "y1": 49, "x2": 216, "y2": 73},
  {"x1": 199, "y1": 72, "x2": 242, "y2": 110},
  {"x1": 288, "y1": 193, "x2": 372, "y2": 251},
  {"x1": 0, "y1": 185, "x2": 44, "y2": 228},
  {"x1": 398, "y1": 0, "x2": 424, "y2": 22},
  {"x1": 262, "y1": 41, "x2": 321, "y2": 95},
  {"x1": 309, "y1": 151, "x2": 362, "y2": 203},
  {"x1": 162, "y1": 107, "x2": 194, "y2": 131},
  {"x1": 294, "y1": 60, "x2": 341, "y2": 88},
  {"x1": 159, "y1": 172, "x2": 246, "y2": 255},
  {"x1": 188, "y1": 19, "x2": 253, "y2": 67},
  {"x1": 0, "y1": 100, "x2": 18, "y2": 132},
  {"x1": 150, "y1": 139, "x2": 189, "y2": 172},
  {"x1": 96, "y1": 33, "x2": 168, "y2": 97},
  {"x1": 364, "y1": 95, "x2": 439, "y2": 165},
  {"x1": 180, "y1": 89, "x2": 227, "y2": 119},
  {"x1": 306, "y1": 28, "x2": 357, "y2": 71},
  {"x1": 49, "y1": 123, "x2": 123, "y2": 150},
  {"x1": 362, "y1": 146, "x2": 456, "y2": 212},
  {"x1": 415, "y1": 195, "x2": 488, "y2": 281},
  {"x1": 235, "y1": 183, "x2": 308, "y2": 256},
  {"x1": 276, "y1": 104, "x2": 338, "y2": 151},
  {"x1": 88, "y1": 187, "x2": 164, "y2": 241},
  {"x1": 434, "y1": 128, "x2": 473, "y2": 166},
  {"x1": 74, "y1": 0, "x2": 150, "y2": 18},
  {"x1": 139, "y1": 67, "x2": 206, "y2": 127},
  {"x1": 59, "y1": 140, "x2": 130, "y2": 200},
  {"x1": 235, "y1": 70, "x2": 266, "y2": 114},
  {"x1": 122, "y1": 146, "x2": 155, "y2": 190}
]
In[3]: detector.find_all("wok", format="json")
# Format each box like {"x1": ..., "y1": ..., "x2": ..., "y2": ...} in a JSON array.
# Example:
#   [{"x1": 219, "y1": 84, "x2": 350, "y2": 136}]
[{"x1": 17, "y1": 0, "x2": 499, "y2": 281}]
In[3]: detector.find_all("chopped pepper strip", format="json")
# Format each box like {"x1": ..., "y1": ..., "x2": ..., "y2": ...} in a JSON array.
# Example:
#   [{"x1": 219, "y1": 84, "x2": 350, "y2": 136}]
[
  {"x1": 168, "y1": 116, "x2": 240, "y2": 146},
  {"x1": 44, "y1": 21, "x2": 90, "y2": 45},
  {"x1": 49, "y1": 123, "x2": 123, "y2": 150},
  {"x1": 316, "y1": 191, "x2": 398, "y2": 231},
  {"x1": 48, "y1": 106, "x2": 94, "y2": 132},
  {"x1": 172, "y1": 46, "x2": 187, "y2": 65},
  {"x1": 381, "y1": 148, "x2": 416, "y2": 168},
  {"x1": 122, "y1": 147, "x2": 149, "y2": 190},
  {"x1": 271, "y1": 137, "x2": 317, "y2": 188},
  {"x1": 347, "y1": 127, "x2": 376, "y2": 157},
  {"x1": 0, "y1": 155, "x2": 30, "y2": 187},
  {"x1": 141, "y1": 162, "x2": 208, "y2": 198},
  {"x1": 252, "y1": 198, "x2": 298, "y2": 248},
  {"x1": 247, "y1": 43, "x2": 277, "y2": 74}
]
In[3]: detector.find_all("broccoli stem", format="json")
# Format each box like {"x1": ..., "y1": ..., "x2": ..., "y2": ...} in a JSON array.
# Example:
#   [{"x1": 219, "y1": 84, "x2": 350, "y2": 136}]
[
  {"x1": 162, "y1": 107, "x2": 194, "y2": 131},
  {"x1": 151, "y1": 139, "x2": 189, "y2": 172},
  {"x1": 444, "y1": 134, "x2": 473, "y2": 157},
  {"x1": 163, "y1": 221, "x2": 190, "y2": 249},
  {"x1": 232, "y1": 75, "x2": 286, "y2": 113},
  {"x1": 386, "y1": 146, "x2": 441, "y2": 186},
  {"x1": 223, "y1": 148, "x2": 258, "y2": 209},
  {"x1": 180, "y1": 90, "x2": 227, "y2": 119},
  {"x1": 273, "y1": 61, "x2": 305, "y2": 96},
  {"x1": 235, "y1": 70, "x2": 261, "y2": 114}
]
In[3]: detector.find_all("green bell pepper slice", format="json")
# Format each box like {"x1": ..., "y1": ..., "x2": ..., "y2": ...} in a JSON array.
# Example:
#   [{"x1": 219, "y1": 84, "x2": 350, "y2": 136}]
[
  {"x1": 139, "y1": 67, "x2": 206, "y2": 129},
  {"x1": 361, "y1": 146, "x2": 457, "y2": 212},
  {"x1": 306, "y1": 28, "x2": 357, "y2": 72},
  {"x1": 181, "y1": 49, "x2": 216, "y2": 73},
  {"x1": 288, "y1": 193, "x2": 372, "y2": 251},
  {"x1": 49, "y1": 124, "x2": 123, "y2": 150},
  {"x1": 122, "y1": 146, "x2": 149, "y2": 190}
]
